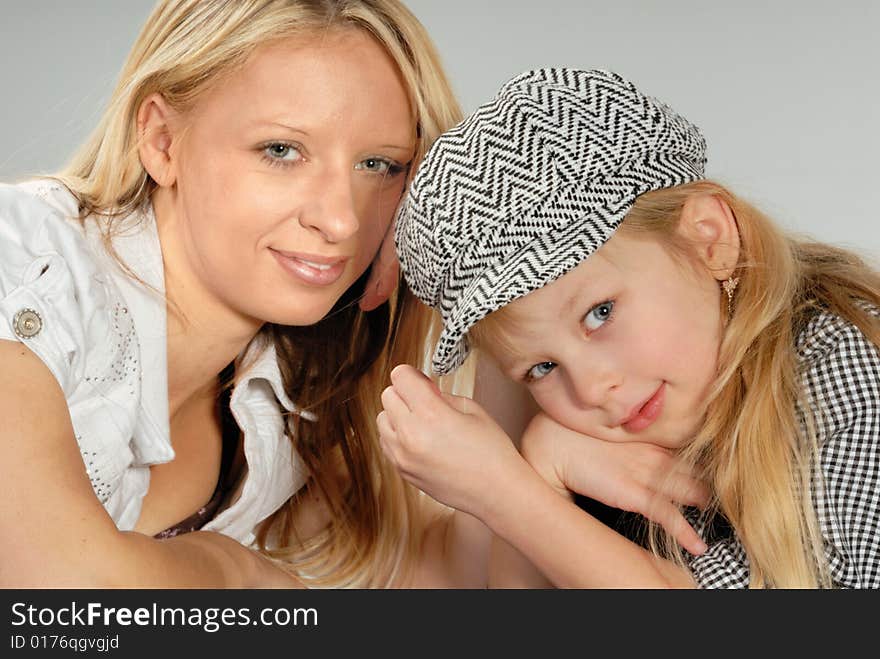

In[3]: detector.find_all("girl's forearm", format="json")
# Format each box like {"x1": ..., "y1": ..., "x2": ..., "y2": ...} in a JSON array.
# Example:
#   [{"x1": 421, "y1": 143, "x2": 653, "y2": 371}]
[
  {"x1": 483, "y1": 461, "x2": 695, "y2": 589},
  {"x1": 411, "y1": 504, "x2": 491, "y2": 588},
  {"x1": 442, "y1": 509, "x2": 492, "y2": 588},
  {"x1": 489, "y1": 534, "x2": 553, "y2": 588}
]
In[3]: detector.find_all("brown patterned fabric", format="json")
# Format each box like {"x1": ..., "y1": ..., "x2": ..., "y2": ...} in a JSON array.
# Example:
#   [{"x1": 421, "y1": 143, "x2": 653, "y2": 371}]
[{"x1": 154, "y1": 370, "x2": 239, "y2": 540}]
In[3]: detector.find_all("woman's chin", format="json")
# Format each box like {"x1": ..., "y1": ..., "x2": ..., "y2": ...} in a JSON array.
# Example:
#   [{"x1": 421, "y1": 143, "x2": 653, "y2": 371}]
[{"x1": 248, "y1": 301, "x2": 335, "y2": 328}]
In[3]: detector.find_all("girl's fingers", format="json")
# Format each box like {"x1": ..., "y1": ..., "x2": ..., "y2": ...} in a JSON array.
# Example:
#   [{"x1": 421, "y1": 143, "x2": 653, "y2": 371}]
[
  {"x1": 387, "y1": 365, "x2": 482, "y2": 418},
  {"x1": 376, "y1": 409, "x2": 395, "y2": 436},
  {"x1": 389, "y1": 364, "x2": 445, "y2": 411},
  {"x1": 644, "y1": 499, "x2": 708, "y2": 556},
  {"x1": 381, "y1": 384, "x2": 411, "y2": 417},
  {"x1": 440, "y1": 392, "x2": 481, "y2": 415},
  {"x1": 376, "y1": 410, "x2": 401, "y2": 466},
  {"x1": 661, "y1": 472, "x2": 712, "y2": 509}
]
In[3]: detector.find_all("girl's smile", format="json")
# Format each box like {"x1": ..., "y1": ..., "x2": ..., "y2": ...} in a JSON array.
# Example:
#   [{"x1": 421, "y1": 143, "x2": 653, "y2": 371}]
[{"x1": 620, "y1": 382, "x2": 666, "y2": 433}]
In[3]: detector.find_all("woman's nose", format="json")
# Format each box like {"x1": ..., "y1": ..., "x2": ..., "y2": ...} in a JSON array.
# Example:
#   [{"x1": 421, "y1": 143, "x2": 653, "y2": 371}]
[{"x1": 298, "y1": 170, "x2": 360, "y2": 243}]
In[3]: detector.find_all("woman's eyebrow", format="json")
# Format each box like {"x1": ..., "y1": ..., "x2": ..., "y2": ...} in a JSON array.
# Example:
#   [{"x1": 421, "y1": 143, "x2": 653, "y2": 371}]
[
  {"x1": 265, "y1": 121, "x2": 310, "y2": 136},
  {"x1": 377, "y1": 143, "x2": 414, "y2": 155}
]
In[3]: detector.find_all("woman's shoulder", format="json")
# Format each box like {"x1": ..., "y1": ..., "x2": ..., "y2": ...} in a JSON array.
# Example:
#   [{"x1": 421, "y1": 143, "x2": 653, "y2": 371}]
[
  {"x1": 0, "y1": 179, "x2": 109, "y2": 320},
  {"x1": 0, "y1": 178, "x2": 81, "y2": 229},
  {"x1": 0, "y1": 180, "x2": 121, "y2": 394},
  {"x1": 0, "y1": 180, "x2": 92, "y2": 274},
  {"x1": 2, "y1": 177, "x2": 81, "y2": 214}
]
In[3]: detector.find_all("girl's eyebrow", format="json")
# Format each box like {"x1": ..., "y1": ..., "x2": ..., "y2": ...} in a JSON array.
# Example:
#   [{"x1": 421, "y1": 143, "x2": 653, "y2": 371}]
[
  {"x1": 491, "y1": 332, "x2": 542, "y2": 376},
  {"x1": 266, "y1": 122, "x2": 309, "y2": 135},
  {"x1": 562, "y1": 275, "x2": 611, "y2": 317},
  {"x1": 562, "y1": 286, "x2": 594, "y2": 316},
  {"x1": 562, "y1": 290, "x2": 581, "y2": 316},
  {"x1": 246, "y1": 118, "x2": 311, "y2": 136},
  {"x1": 493, "y1": 354, "x2": 532, "y2": 382}
]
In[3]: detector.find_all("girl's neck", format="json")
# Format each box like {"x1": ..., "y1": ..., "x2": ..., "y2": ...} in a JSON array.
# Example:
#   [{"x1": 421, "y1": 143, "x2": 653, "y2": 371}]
[{"x1": 152, "y1": 189, "x2": 263, "y2": 421}]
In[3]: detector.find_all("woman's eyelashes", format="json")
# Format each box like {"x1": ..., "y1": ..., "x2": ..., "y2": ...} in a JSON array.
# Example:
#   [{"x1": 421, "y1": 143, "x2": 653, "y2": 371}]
[
  {"x1": 260, "y1": 141, "x2": 304, "y2": 168},
  {"x1": 259, "y1": 141, "x2": 408, "y2": 178},
  {"x1": 583, "y1": 300, "x2": 614, "y2": 332},
  {"x1": 355, "y1": 156, "x2": 408, "y2": 178}
]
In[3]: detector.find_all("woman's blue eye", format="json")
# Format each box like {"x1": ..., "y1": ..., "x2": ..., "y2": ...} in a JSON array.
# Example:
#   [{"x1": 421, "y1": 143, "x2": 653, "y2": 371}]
[
  {"x1": 526, "y1": 361, "x2": 556, "y2": 382},
  {"x1": 583, "y1": 300, "x2": 614, "y2": 331},
  {"x1": 355, "y1": 157, "x2": 403, "y2": 176},
  {"x1": 263, "y1": 143, "x2": 302, "y2": 163}
]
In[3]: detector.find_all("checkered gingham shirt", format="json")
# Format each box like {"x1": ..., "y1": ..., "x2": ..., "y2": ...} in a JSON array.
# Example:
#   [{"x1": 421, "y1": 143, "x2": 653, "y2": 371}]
[{"x1": 687, "y1": 305, "x2": 880, "y2": 588}]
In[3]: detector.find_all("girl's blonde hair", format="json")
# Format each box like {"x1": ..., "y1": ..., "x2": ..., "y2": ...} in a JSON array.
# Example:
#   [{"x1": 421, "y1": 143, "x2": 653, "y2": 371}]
[
  {"x1": 473, "y1": 180, "x2": 880, "y2": 588},
  {"x1": 55, "y1": 0, "x2": 462, "y2": 587}
]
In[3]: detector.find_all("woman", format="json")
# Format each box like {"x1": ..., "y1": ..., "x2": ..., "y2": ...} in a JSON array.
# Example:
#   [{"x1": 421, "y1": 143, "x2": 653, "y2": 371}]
[{"x1": 0, "y1": 0, "x2": 481, "y2": 588}]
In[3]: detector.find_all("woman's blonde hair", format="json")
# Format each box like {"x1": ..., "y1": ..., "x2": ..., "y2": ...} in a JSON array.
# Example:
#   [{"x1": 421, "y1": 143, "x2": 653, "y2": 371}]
[
  {"x1": 473, "y1": 180, "x2": 880, "y2": 588},
  {"x1": 55, "y1": 0, "x2": 462, "y2": 587}
]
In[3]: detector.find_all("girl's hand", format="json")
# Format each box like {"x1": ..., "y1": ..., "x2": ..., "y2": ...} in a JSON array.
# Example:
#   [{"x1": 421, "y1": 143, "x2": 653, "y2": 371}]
[
  {"x1": 520, "y1": 413, "x2": 710, "y2": 556},
  {"x1": 377, "y1": 364, "x2": 526, "y2": 520}
]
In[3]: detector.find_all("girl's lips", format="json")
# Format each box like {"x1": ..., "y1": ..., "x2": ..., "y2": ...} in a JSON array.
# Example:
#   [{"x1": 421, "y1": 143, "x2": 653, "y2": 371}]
[
  {"x1": 622, "y1": 383, "x2": 666, "y2": 433},
  {"x1": 270, "y1": 249, "x2": 348, "y2": 286}
]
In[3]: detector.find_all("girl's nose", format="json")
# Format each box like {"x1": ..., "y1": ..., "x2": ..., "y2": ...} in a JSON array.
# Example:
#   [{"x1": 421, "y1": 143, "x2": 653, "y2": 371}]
[{"x1": 568, "y1": 364, "x2": 621, "y2": 409}]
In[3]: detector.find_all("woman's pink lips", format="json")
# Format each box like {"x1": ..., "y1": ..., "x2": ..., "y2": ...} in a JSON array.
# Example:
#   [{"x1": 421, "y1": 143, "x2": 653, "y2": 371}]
[
  {"x1": 622, "y1": 383, "x2": 666, "y2": 433},
  {"x1": 270, "y1": 248, "x2": 348, "y2": 286}
]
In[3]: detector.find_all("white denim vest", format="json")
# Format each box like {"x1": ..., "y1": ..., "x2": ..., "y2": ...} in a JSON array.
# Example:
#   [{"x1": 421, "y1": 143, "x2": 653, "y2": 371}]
[{"x1": 0, "y1": 181, "x2": 307, "y2": 546}]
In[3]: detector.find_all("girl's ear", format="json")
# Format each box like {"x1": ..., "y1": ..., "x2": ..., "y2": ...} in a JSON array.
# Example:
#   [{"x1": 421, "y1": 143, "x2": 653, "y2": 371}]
[
  {"x1": 677, "y1": 193, "x2": 741, "y2": 281},
  {"x1": 137, "y1": 93, "x2": 180, "y2": 188}
]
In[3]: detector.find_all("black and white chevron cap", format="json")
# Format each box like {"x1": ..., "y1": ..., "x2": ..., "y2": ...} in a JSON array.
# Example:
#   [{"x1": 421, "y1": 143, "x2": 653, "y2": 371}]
[{"x1": 395, "y1": 68, "x2": 707, "y2": 375}]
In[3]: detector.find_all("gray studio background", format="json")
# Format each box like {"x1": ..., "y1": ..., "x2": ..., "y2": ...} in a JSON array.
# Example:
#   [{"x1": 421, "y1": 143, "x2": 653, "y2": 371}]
[{"x1": 1, "y1": 0, "x2": 878, "y2": 259}]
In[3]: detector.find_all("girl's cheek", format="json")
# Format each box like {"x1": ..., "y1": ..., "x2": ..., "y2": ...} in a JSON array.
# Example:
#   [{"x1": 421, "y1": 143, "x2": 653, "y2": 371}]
[{"x1": 533, "y1": 392, "x2": 566, "y2": 426}]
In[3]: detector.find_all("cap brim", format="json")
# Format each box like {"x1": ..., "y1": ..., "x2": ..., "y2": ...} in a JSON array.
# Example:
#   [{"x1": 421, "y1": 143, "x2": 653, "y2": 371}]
[{"x1": 431, "y1": 151, "x2": 704, "y2": 375}]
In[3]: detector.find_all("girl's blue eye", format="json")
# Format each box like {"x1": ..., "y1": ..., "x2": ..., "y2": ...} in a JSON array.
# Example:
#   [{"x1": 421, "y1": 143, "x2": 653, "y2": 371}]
[
  {"x1": 355, "y1": 157, "x2": 404, "y2": 176},
  {"x1": 263, "y1": 143, "x2": 302, "y2": 163},
  {"x1": 526, "y1": 361, "x2": 556, "y2": 382},
  {"x1": 584, "y1": 300, "x2": 614, "y2": 331}
]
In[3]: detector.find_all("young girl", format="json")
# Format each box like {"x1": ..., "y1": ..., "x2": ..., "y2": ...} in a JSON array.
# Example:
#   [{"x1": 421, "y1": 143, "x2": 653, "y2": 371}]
[
  {"x1": 0, "y1": 0, "x2": 488, "y2": 588},
  {"x1": 379, "y1": 68, "x2": 880, "y2": 588}
]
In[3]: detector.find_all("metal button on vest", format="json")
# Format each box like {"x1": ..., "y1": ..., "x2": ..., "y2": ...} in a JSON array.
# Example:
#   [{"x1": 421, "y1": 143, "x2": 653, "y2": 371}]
[{"x1": 13, "y1": 308, "x2": 43, "y2": 339}]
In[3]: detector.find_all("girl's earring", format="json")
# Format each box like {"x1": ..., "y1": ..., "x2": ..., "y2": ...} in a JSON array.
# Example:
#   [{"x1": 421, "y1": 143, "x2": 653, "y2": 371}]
[{"x1": 722, "y1": 275, "x2": 740, "y2": 319}]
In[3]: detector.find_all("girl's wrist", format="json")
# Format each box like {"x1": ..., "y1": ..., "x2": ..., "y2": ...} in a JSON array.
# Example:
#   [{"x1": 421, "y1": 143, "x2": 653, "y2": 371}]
[
  {"x1": 520, "y1": 441, "x2": 572, "y2": 502},
  {"x1": 478, "y1": 457, "x2": 562, "y2": 535},
  {"x1": 482, "y1": 464, "x2": 585, "y2": 572}
]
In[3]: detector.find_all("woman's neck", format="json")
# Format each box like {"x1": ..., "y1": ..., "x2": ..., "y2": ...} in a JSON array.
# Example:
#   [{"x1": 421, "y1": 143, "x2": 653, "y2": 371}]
[
  {"x1": 152, "y1": 189, "x2": 263, "y2": 420},
  {"x1": 164, "y1": 301, "x2": 257, "y2": 421}
]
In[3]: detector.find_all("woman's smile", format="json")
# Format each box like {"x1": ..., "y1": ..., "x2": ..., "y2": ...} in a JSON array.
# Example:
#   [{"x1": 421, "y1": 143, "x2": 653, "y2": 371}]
[{"x1": 269, "y1": 248, "x2": 349, "y2": 286}]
